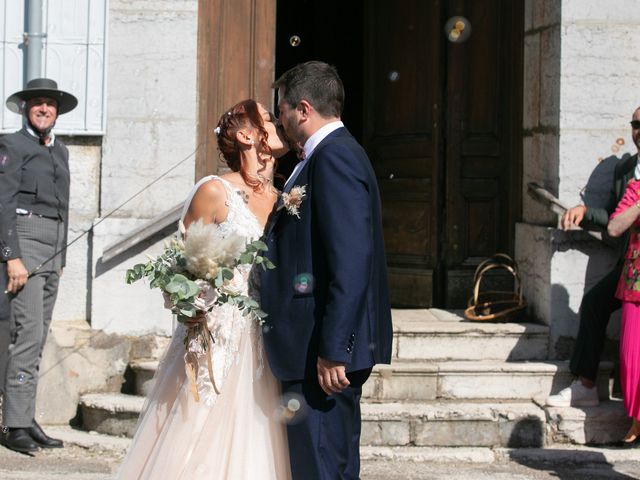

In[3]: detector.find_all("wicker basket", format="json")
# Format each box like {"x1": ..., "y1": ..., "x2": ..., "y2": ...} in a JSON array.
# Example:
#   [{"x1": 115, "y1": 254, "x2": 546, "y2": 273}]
[{"x1": 463, "y1": 253, "x2": 527, "y2": 322}]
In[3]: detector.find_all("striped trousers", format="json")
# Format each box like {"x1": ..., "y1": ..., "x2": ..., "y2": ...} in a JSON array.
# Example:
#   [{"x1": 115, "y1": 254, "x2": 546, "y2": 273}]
[{"x1": 2, "y1": 215, "x2": 64, "y2": 428}]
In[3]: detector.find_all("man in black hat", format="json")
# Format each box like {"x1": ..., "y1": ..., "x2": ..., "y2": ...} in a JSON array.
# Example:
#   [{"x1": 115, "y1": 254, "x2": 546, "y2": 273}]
[{"x1": 0, "y1": 78, "x2": 77, "y2": 453}]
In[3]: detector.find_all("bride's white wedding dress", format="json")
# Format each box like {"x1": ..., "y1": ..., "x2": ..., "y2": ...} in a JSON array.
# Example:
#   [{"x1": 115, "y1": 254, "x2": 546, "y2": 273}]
[{"x1": 117, "y1": 176, "x2": 291, "y2": 479}]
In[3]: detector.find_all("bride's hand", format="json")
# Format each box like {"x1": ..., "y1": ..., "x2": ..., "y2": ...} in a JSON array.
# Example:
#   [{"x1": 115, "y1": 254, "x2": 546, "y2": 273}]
[{"x1": 183, "y1": 310, "x2": 207, "y2": 328}]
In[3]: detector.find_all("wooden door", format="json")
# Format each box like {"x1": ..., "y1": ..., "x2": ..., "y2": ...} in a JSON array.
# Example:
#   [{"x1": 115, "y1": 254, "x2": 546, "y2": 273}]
[
  {"x1": 442, "y1": 0, "x2": 523, "y2": 306},
  {"x1": 363, "y1": 0, "x2": 522, "y2": 307},
  {"x1": 363, "y1": 0, "x2": 442, "y2": 307},
  {"x1": 196, "y1": 0, "x2": 276, "y2": 179}
]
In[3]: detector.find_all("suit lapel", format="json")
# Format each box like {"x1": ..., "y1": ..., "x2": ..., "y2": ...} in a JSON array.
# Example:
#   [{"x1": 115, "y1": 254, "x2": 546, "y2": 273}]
[{"x1": 265, "y1": 127, "x2": 348, "y2": 237}]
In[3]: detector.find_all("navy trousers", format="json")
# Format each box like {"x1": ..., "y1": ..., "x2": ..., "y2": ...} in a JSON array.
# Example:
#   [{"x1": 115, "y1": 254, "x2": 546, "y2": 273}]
[{"x1": 282, "y1": 368, "x2": 371, "y2": 480}]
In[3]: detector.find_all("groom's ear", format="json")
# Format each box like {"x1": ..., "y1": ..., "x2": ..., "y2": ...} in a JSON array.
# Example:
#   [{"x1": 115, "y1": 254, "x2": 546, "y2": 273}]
[{"x1": 298, "y1": 100, "x2": 312, "y2": 119}]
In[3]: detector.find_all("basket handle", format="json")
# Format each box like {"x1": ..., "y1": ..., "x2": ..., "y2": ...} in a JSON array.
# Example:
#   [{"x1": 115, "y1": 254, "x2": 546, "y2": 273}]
[
  {"x1": 471, "y1": 258, "x2": 523, "y2": 306},
  {"x1": 472, "y1": 253, "x2": 518, "y2": 286}
]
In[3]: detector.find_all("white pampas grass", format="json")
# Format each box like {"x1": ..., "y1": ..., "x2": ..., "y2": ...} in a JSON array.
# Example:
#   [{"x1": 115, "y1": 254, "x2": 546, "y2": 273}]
[{"x1": 183, "y1": 219, "x2": 246, "y2": 280}]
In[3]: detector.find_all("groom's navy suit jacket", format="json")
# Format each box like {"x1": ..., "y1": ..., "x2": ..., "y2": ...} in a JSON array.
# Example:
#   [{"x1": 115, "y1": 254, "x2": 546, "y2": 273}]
[{"x1": 261, "y1": 127, "x2": 393, "y2": 381}]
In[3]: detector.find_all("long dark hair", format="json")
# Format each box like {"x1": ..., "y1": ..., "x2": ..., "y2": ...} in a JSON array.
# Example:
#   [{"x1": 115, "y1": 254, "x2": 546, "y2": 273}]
[{"x1": 215, "y1": 99, "x2": 273, "y2": 191}]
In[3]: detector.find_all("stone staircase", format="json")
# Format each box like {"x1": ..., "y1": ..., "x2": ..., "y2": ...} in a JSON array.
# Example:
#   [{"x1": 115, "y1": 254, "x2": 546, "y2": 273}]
[{"x1": 77, "y1": 309, "x2": 628, "y2": 450}]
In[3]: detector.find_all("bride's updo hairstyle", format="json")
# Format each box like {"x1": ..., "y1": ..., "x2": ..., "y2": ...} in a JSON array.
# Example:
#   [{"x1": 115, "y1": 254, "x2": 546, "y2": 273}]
[{"x1": 215, "y1": 99, "x2": 273, "y2": 191}]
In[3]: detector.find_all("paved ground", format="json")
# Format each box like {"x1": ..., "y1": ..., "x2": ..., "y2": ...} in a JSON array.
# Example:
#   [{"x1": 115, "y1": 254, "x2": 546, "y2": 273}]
[{"x1": 1, "y1": 443, "x2": 639, "y2": 480}]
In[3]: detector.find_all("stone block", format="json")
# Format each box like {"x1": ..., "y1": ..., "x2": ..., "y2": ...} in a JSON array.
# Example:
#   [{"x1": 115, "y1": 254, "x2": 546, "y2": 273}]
[
  {"x1": 361, "y1": 420, "x2": 411, "y2": 447},
  {"x1": 437, "y1": 362, "x2": 572, "y2": 401},
  {"x1": 532, "y1": 0, "x2": 561, "y2": 29},
  {"x1": 65, "y1": 140, "x2": 101, "y2": 218},
  {"x1": 129, "y1": 335, "x2": 172, "y2": 360},
  {"x1": 539, "y1": 26, "x2": 561, "y2": 129},
  {"x1": 35, "y1": 324, "x2": 131, "y2": 424},
  {"x1": 523, "y1": 33, "x2": 540, "y2": 130},
  {"x1": 562, "y1": 0, "x2": 640, "y2": 23},
  {"x1": 53, "y1": 222, "x2": 91, "y2": 323},
  {"x1": 91, "y1": 218, "x2": 174, "y2": 335},
  {"x1": 546, "y1": 400, "x2": 629, "y2": 445},
  {"x1": 100, "y1": 118, "x2": 196, "y2": 217},
  {"x1": 366, "y1": 363, "x2": 438, "y2": 401},
  {"x1": 414, "y1": 420, "x2": 500, "y2": 447}
]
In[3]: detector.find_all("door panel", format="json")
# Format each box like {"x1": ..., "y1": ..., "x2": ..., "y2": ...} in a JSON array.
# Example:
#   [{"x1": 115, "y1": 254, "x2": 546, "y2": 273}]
[
  {"x1": 364, "y1": 0, "x2": 441, "y2": 307},
  {"x1": 444, "y1": 0, "x2": 523, "y2": 305}
]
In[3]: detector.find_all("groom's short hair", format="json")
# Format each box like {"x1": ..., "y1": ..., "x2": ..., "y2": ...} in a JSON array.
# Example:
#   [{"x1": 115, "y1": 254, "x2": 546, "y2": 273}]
[{"x1": 273, "y1": 61, "x2": 344, "y2": 119}]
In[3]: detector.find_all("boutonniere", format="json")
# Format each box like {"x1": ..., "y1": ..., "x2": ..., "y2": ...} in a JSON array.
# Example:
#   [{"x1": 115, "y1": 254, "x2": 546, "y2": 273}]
[{"x1": 281, "y1": 185, "x2": 307, "y2": 218}]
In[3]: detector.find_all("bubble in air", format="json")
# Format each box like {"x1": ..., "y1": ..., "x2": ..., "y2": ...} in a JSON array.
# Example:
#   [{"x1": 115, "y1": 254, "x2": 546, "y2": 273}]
[
  {"x1": 262, "y1": 324, "x2": 272, "y2": 334},
  {"x1": 388, "y1": 71, "x2": 400, "y2": 82},
  {"x1": 293, "y1": 273, "x2": 315, "y2": 294},
  {"x1": 368, "y1": 342, "x2": 376, "y2": 351},
  {"x1": 274, "y1": 392, "x2": 306, "y2": 425}
]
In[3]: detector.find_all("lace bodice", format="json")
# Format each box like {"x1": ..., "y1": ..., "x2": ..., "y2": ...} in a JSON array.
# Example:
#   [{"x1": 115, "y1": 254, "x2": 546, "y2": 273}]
[
  {"x1": 180, "y1": 175, "x2": 264, "y2": 244},
  {"x1": 174, "y1": 175, "x2": 267, "y2": 405}
]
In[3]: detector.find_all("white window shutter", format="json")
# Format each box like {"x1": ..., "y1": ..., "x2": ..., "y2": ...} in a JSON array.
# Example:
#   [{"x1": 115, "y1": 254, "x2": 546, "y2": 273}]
[{"x1": 0, "y1": 0, "x2": 107, "y2": 135}]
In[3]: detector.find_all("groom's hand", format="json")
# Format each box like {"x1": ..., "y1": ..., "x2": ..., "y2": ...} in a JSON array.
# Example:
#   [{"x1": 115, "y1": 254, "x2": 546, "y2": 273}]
[{"x1": 317, "y1": 357, "x2": 350, "y2": 395}]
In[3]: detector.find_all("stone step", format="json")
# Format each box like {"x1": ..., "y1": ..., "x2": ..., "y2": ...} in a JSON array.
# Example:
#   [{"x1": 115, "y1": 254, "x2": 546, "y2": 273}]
[
  {"x1": 391, "y1": 309, "x2": 549, "y2": 361},
  {"x1": 128, "y1": 359, "x2": 158, "y2": 397},
  {"x1": 361, "y1": 400, "x2": 547, "y2": 448},
  {"x1": 129, "y1": 357, "x2": 612, "y2": 403},
  {"x1": 79, "y1": 392, "x2": 629, "y2": 448},
  {"x1": 41, "y1": 425, "x2": 640, "y2": 467},
  {"x1": 364, "y1": 360, "x2": 613, "y2": 402},
  {"x1": 546, "y1": 398, "x2": 629, "y2": 445},
  {"x1": 80, "y1": 393, "x2": 145, "y2": 438}
]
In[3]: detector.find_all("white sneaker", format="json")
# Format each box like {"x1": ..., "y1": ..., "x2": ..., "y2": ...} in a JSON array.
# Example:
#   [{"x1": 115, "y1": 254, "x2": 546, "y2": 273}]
[{"x1": 546, "y1": 380, "x2": 599, "y2": 407}]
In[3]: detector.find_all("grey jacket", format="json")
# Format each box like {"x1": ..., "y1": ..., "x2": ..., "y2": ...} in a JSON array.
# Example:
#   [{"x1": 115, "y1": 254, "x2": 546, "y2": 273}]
[{"x1": 0, "y1": 127, "x2": 70, "y2": 265}]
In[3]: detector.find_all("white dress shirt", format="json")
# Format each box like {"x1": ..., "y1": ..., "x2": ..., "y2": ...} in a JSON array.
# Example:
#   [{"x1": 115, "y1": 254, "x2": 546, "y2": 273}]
[{"x1": 283, "y1": 120, "x2": 344, "y2": 191}]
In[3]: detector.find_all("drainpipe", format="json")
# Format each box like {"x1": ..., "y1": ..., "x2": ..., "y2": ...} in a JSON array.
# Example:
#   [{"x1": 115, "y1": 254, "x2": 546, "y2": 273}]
[{"x1": 24, "y1": 0, "x2": 45, "y2": 82}]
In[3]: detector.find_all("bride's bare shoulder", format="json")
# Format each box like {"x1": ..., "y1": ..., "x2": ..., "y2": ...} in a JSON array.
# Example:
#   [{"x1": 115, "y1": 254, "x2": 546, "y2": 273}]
[
  {"x1": 186, "y1": 178, "x2": 229, "y2": 224},
  {"x1": 195, "y1": 177, "x2": 227, "y2": 201}
]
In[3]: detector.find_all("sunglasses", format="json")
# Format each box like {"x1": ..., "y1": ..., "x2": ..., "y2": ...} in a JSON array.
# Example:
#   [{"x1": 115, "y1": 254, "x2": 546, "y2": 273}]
[{"x1": 631, "y1": 120, "x2": 640, "y2": 129}]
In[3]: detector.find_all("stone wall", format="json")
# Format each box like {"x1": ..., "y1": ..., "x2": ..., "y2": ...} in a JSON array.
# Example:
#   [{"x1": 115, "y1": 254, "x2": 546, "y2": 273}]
[
  {"x1": 51, "y1": 1, "x2": 198, "y2": 333},
  {"x1": 519, "y1": 0, "x2": 639, "y2": 356}
]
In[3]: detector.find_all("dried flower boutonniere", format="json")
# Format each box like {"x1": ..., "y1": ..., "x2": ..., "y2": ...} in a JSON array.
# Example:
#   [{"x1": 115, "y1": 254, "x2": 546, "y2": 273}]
[{"x1": 281, "y1": 185, "x2": 307, "y2": 218}]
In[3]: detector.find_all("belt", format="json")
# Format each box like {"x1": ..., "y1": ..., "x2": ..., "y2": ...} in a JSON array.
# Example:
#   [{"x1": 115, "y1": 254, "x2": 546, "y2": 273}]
[{"x1": 16, "y1": 210, "x2": 61, "y2": 221}]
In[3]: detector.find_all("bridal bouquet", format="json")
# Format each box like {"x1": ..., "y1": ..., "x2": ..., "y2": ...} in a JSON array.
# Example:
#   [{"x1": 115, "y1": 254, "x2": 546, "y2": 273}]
[{"x1": 125, "y1": 219, "x2": 274, "y2": 401}]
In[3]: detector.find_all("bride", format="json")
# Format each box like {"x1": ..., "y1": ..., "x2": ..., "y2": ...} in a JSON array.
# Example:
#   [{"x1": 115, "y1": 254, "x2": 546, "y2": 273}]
[{"x1": 116, "y1": 99, "x2": 291, "y2": 479}]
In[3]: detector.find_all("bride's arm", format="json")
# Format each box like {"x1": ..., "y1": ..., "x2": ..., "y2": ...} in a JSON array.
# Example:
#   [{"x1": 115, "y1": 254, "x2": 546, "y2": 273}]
[{"x1": 182, "y1": 180, "x2": 228, "y2": 229}]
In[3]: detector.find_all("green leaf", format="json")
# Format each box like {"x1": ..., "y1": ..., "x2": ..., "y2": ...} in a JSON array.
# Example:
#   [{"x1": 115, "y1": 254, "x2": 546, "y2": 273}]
[
  {"x1": 252, "y1": 240, "x2": 268, "y2": 251},
  {"x1": 165, "y1": 274, "x2": 200, "y2": 299}
]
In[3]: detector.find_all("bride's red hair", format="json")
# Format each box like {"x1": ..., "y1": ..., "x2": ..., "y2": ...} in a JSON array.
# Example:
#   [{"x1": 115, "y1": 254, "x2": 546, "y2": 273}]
[{"x1": 215, "y1": 99, "x2": 273, "y2": 191}]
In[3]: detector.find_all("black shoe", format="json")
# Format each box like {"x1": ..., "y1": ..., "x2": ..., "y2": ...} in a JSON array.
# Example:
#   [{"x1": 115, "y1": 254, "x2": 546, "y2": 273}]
[
  {"x1": 28, "y1": 421, "x2": 63, "y2": 448},
  {"x1": 0, "y1": 428, "x2": 39, "y2": 453}
]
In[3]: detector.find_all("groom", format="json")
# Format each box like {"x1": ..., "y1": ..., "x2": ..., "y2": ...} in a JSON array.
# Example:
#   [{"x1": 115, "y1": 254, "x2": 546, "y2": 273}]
[{"x1": 261, "y1": 61, "x2": 393, "y2": 479}]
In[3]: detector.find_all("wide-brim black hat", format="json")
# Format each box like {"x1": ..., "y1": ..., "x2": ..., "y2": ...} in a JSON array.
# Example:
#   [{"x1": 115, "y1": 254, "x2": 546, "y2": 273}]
[{"x1": 6, "y1": 78, "x2": 78, "y2": 115}]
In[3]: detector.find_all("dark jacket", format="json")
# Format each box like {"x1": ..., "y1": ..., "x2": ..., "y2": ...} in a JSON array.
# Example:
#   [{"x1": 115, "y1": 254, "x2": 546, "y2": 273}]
[
  {"x1": 260, "y1": 127, "x2": 393, "y2": 381},
  {"x1": 582, "y1": 154, "x2": 637, "y2": 229},
  {"x1": 0, "y1": 127, "x2": 70, "y2": 265}
]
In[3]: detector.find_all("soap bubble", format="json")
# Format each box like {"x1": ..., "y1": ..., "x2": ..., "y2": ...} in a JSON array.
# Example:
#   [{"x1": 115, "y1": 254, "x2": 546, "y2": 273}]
[
  {"x1": 274, "y1": 392, "x2": 306, "y2": 425},
  {"x1": 293, "y1": 273, "x2": 315, "y2": 294}
]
